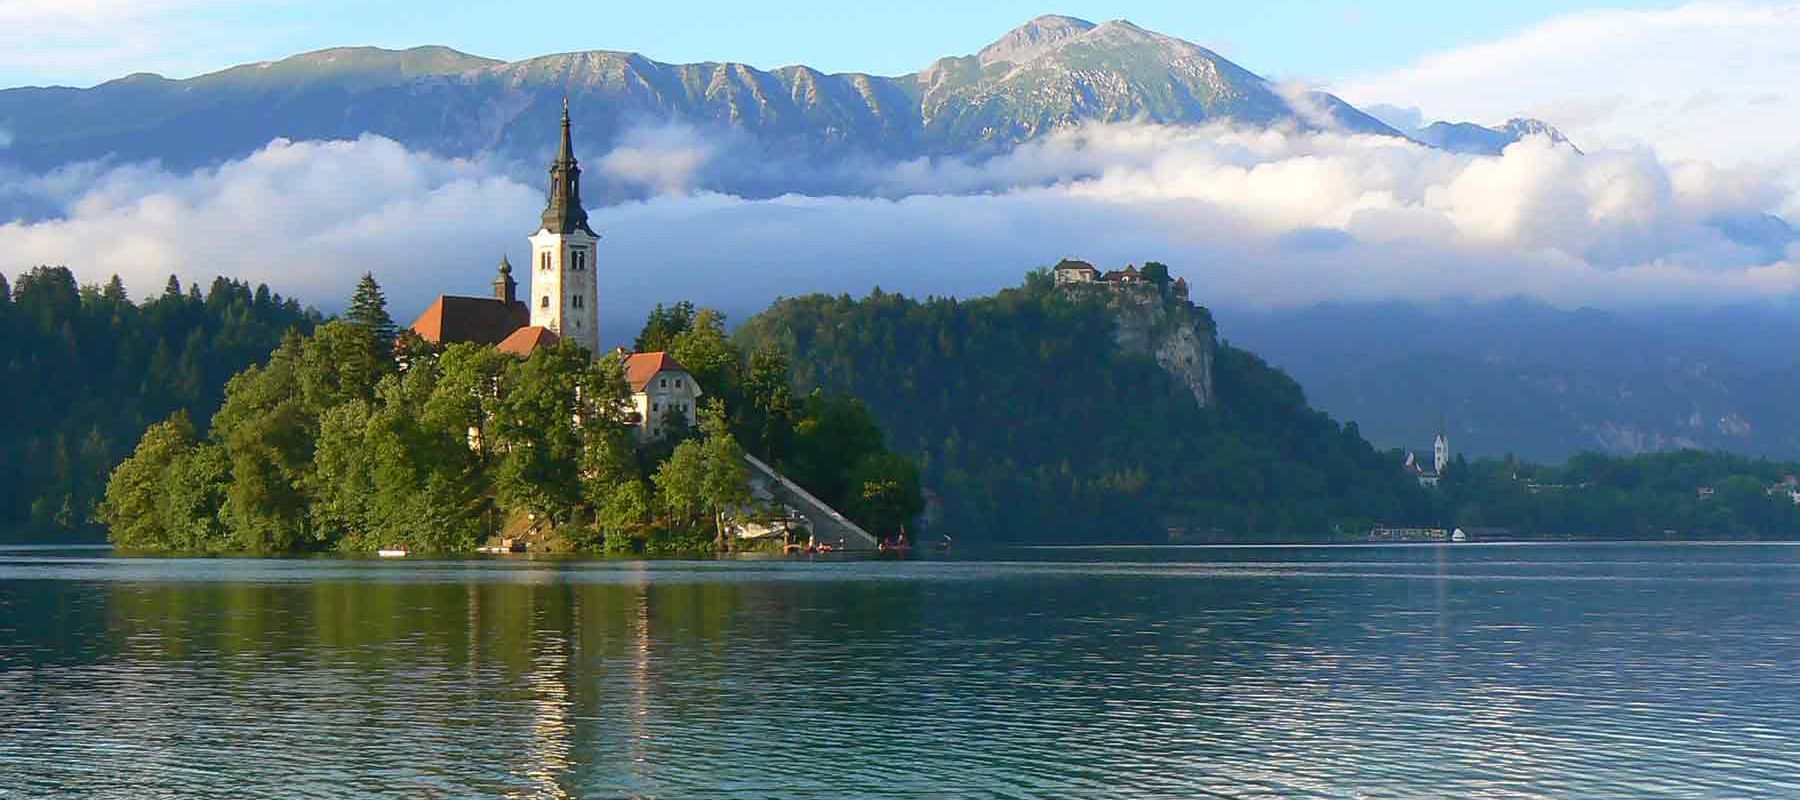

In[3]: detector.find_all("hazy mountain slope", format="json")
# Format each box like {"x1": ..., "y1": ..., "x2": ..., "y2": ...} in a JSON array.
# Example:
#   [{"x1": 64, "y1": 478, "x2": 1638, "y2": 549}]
[
  {"x1": 0, "y1": 16, "x2": 1396, "y2": 187},
  {"x1": 1220, "y1": 302, "x2": 1800, "y2": 462}
]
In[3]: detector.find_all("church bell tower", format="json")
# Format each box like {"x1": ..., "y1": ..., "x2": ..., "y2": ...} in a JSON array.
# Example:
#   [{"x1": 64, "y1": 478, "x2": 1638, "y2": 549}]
[{"x1": 528, "y1": 100, "x2": 600, "y2": 354}]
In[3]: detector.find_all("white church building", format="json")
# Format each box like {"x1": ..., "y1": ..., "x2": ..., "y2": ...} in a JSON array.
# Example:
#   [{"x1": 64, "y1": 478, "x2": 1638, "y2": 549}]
[{"x1": 408, "y1": 101, "x2": 696, "y2": 441}]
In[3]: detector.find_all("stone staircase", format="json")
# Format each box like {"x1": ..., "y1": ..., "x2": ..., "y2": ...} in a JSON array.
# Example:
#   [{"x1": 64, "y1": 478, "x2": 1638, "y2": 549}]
[{"x1": 743, "y1": 454, "x2": 879, "y2": 551}]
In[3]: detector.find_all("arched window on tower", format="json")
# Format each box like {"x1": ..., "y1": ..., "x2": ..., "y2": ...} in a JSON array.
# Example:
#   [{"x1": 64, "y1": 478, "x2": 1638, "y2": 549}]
[
  {"x1": 571, "y1": 248, "x2": 586, "y2": 272},
  {"x1": 540, "y1": 252, "x2": 551, "y2": 271}
]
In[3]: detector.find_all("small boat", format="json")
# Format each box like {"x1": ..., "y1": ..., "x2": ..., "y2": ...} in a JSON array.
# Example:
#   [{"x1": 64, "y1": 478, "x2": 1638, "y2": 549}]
[
  {"x1": 932, "y1": 535, "x2": 953, "y2": 552},
  {"x1": 377, "y1": 548, "x2": 410, "y2": 558}
]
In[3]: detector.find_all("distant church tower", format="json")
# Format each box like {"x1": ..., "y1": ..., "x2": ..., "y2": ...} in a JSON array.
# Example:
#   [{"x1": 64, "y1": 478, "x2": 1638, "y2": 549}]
[
  {"x1": 528, "y1": 100, "x2": 600, "y2": 354},
  {"x1": 1434, "y1": 431, "x2": 1451, "y2": 475}
]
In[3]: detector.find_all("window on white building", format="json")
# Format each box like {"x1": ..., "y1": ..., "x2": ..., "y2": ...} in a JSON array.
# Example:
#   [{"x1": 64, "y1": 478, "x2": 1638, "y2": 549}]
[
  {"x1": 540, "y1": 296, "x2": 549, "y2": 309},
  {"x1": 659, "y1": 378, "x2": 667, "y2": 388},
  {"x1": 675, "y1": 378, "x2": 683, "y2": 388},
  {"x1": 540, "y1": 252, "x2": 551, "y2": 271}
]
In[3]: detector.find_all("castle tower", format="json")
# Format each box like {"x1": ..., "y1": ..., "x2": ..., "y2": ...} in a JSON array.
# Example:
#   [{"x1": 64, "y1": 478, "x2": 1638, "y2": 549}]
[{"x1": 528, "y1": 100, "x2": 600, "y2": 354}]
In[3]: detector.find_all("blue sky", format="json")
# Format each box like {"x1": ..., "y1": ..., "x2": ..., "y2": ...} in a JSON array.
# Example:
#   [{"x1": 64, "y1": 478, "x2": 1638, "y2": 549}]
[{"x1": 1, "y1": 0, "x2": 1680, "y2": 89}]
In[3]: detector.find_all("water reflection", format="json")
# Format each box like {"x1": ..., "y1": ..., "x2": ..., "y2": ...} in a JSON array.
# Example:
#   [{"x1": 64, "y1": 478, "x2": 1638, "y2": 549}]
[{"x1": 0, "y1": 546, "x2": 1797, "y2": 798}]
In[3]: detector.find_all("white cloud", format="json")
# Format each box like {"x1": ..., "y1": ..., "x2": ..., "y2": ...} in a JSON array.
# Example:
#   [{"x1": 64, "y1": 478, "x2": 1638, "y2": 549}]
[
  {"x1": 2, "y1": 123, "x2": 1797, "y2": 346},
  {"x1": 1338, "y1": 1, "x2": 1800, "y2": 206},
  {"x1": 598, "y1": 123, "x2": 718, "y2": 196},
  {"x1": 0, "y1": 136, "x2": 539, "y2": 309}
]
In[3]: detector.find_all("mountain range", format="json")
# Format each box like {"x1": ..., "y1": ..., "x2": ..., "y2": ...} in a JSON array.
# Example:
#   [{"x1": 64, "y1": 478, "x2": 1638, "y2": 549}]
[{"x1": 0, "y1": 15, "x2": 1565, "y2": 198}]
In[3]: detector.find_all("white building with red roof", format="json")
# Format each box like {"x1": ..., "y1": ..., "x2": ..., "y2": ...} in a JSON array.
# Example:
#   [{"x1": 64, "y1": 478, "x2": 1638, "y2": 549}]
[{"x1": 624, "y1": 352, "x2": 702, "y2": 442}]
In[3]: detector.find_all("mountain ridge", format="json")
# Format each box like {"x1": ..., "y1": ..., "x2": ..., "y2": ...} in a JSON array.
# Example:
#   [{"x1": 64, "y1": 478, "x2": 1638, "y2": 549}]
[{"x1": 0, "y1": 15, "x2": 1399, "y2": 191}]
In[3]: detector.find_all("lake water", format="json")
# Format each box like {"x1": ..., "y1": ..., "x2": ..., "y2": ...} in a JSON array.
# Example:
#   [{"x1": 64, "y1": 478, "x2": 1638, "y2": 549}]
[{"x1": 2, "y1": 543, "x2": 1798, "y2": 798}]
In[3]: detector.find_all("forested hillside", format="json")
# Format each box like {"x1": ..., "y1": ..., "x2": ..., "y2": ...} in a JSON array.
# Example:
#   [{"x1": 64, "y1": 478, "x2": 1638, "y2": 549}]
[
  {"x1": 0, "y1": 267, "x2": 318, "y2": 541},
  {"x1": 1437, "y1": 450, "x2": 1800, "y2": 540},
  {"x1": 735, "y1": 272, "x2": 1433, "y2": 541}
]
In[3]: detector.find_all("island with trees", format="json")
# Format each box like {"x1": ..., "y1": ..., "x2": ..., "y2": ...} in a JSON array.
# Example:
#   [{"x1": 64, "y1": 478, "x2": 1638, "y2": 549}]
[{"x1": 98, "y1": 276, "x2": 921, "y2": 554}]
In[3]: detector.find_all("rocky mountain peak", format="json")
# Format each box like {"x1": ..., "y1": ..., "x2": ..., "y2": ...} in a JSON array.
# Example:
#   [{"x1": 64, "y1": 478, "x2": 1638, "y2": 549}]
[
  {"x1": 977, "y1": 15, "x2": 1098, "y2": 66},
  {"x1": 1501, "y1": 118, "x2": 1577, "y2": 150}
]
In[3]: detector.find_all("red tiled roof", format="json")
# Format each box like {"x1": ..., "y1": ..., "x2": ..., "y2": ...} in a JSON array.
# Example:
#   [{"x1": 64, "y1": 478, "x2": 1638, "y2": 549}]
[
  {"x1": 624, "y1": 351, "x2": 694, "y2": 392},
  {"x1": 410, "y1": 295, "x2": 529, "y2": 346},
  {"x1": 496, "y1": 326, "x2": 560, "y2": 357}
]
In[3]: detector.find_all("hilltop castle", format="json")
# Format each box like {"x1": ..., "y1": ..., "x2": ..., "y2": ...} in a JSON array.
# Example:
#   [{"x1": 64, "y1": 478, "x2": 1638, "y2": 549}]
[
  {"x1": 1053, "y1": 258, "x2": 1189, "y2": 299},
  {"x1": 407, "y1": 102, "x2": 700, "y2": 438}
]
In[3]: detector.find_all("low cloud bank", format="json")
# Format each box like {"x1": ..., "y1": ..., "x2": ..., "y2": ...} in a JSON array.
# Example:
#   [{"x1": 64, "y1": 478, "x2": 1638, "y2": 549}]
[
  {"x1": 2, "y1": 121, "x2": 1797, "y2": 337},
  {"x1": 1340, "y1": 1, "x2": 1800, "y2": 208}
]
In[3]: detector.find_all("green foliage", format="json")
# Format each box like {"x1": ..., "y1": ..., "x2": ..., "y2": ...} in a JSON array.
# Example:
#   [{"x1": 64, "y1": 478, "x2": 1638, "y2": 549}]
[
  {"x1": 99, "y1": 412, "x2": 200, "y2": 549},
  {"x1": 848, "y1": 452, "x2": 925, "y2": 538},
  {"x1": 1434, "y1": 449, "x2": 1800, "y2": 539},
  {"x1": 101, "y1": 322, "x2": 620, "y2": 553},
  {"x1": 345, "y1": 272, "x2": 398, "y2": 363},
  {"x1": 669, "y1": 309, "x2": 739, "y2": 401},
  {"x1": 490, "y1": 342, "x2": 594, "y2": 525},
  {"x1": 2, "y1": 267, "x2": 318, "y2": 542},
  {"x1": 734, "y1": 277, "x2": 1430, "y2": 541},
  {"x1": 97, "y1": 284, "x2": 917, "y2": 554},
  {"x1": 652, "y1": 399, "x2": 752, "y2": 545},
  {"x1": 635, "y1": 302, "x2": 927, "y2": 537},
  {"x1": 634, "y1": 301, "x2": 696, "y2": 353}
]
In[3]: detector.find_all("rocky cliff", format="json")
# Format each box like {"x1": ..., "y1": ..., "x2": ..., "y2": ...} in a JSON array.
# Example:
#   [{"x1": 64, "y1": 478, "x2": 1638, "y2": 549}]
[{"x1": 1067, "y1": 282, "x2": 1216, "y2": 408}]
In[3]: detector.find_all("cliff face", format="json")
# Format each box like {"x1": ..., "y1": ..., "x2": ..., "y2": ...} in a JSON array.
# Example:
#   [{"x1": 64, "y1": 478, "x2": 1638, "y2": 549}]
[{"x1": 1071, "y1": 283, "x2": 1216, "y2": 408}]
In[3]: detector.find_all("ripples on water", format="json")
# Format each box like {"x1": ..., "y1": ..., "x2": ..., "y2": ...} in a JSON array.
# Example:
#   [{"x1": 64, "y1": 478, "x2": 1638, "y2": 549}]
[{"x1": 1, "y1": 543, "x2": 1798, "y2": 798}]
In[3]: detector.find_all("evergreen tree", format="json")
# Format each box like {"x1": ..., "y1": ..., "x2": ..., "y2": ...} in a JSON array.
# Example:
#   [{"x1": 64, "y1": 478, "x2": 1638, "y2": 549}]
[
  {"x1": 634, "y1": 301, "x2": 696, "y2": 353},
  {"x1": 2, "y1": 267, "x2": 315, "y2": 542},
  {"x1": 346, "y1": 272, "x2": 398, "y2": 356},
  {"x1": 670, "y1": 308, "x2": 738, "y2": 404}
]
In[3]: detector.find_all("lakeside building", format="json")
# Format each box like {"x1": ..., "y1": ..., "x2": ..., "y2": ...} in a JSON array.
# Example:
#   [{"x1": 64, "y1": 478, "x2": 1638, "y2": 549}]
[{"x1": 1405, "y1": 432, "x2": 1451, "y2": 487}]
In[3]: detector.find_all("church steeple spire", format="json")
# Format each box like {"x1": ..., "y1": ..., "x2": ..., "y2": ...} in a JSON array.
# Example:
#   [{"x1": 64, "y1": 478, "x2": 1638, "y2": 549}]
[
  {"x1": 528, "y1": 98, "x2": 601, "y2": 356},
  {"x1": 541, "y1": 98, "x2": 594, "y2": 236}
]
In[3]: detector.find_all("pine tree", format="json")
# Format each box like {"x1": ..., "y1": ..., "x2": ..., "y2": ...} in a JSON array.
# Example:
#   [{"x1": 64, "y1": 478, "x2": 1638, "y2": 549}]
[
  {"x1": 103, "y1": 275, "x2": 128, "y2": 304},
  {"x1": 163, "y1": 275, "x2": 182, "y2": 298},
  {"x1": 346, "y1": 272, "x2": 398, "y2": 358}
]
